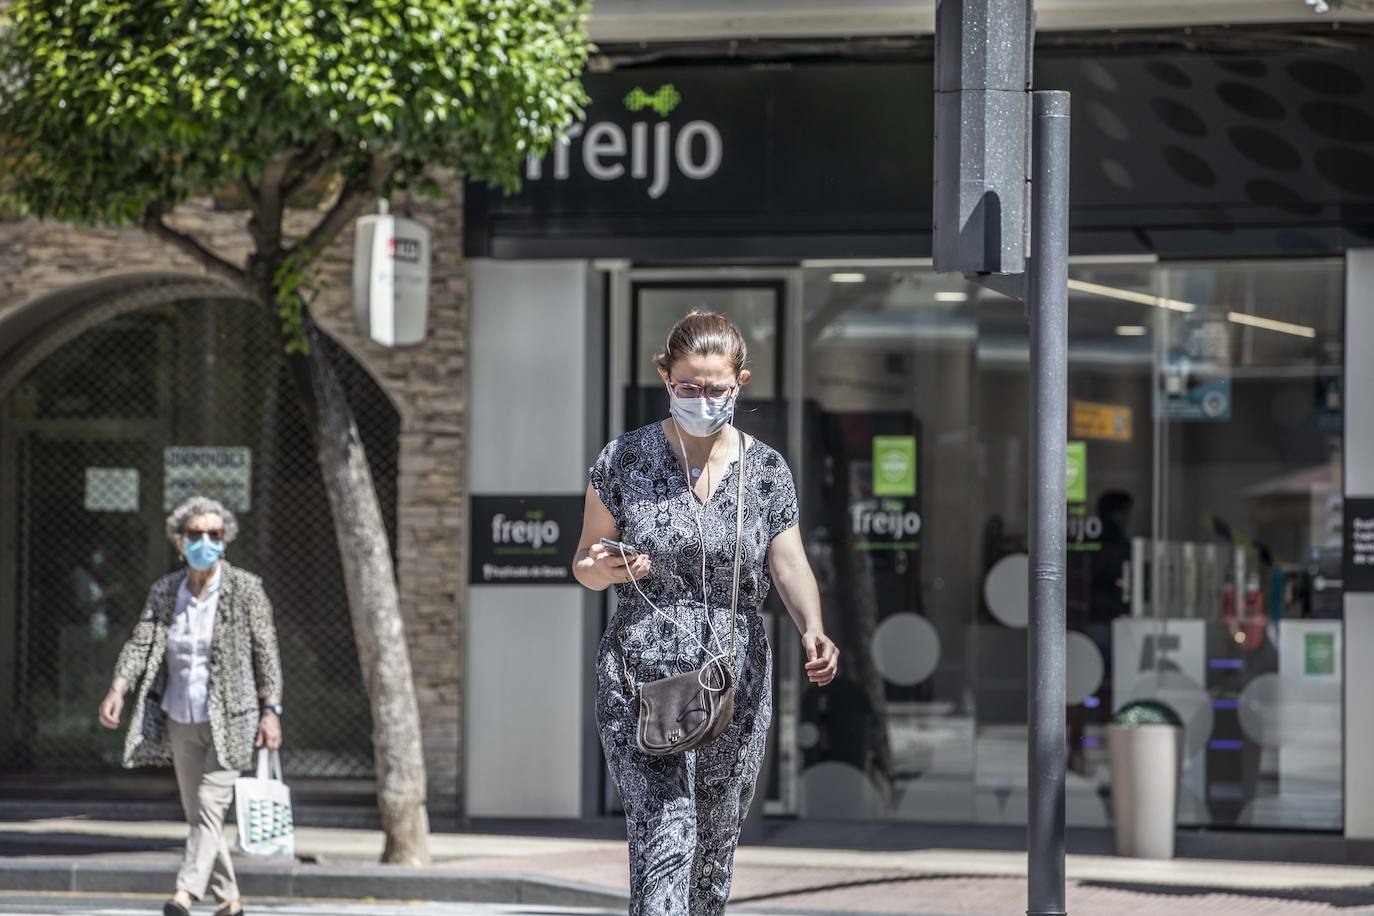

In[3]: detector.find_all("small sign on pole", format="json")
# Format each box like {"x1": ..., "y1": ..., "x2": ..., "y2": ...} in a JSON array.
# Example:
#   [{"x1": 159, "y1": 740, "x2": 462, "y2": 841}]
[{"x1": 352, "y1": 200, "x2": 432, "y2": 347}]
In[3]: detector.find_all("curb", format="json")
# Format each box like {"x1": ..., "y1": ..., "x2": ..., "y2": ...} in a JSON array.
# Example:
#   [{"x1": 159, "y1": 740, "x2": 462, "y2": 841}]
[{"x1": 0, "y1": 860, "x2": 630, "y2": 908}]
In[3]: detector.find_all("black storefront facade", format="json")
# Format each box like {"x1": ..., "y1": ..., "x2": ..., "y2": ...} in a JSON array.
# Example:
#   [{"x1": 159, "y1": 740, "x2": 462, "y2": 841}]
[{"x1": 461, "y1": 43, "x2": 1374, "y2": 838}]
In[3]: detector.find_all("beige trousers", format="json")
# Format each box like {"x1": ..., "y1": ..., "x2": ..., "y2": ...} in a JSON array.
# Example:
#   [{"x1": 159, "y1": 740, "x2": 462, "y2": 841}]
[{"x1": 168, "y1": 719, "x2": 240, "y2": 903}]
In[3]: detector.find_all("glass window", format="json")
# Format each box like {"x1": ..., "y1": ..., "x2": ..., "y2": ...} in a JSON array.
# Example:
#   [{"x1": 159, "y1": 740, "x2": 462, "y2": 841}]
[
  {"x1": 796, "y1": 266, "x2": 980, "y2": 821},
  {"x1": 792, "y1": 258, "x2": 1345, "y2": 832},
  {"x1": 1149, "y1": 260, "x2": 1344, "y2": 830}
]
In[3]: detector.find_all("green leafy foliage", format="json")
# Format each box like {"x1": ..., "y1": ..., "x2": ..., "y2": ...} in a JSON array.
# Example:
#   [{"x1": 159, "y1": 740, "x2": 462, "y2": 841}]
[
  {"x1": 0, "y1": 0, "x2": 592, "y2": 224},
  {"x1": 274, "y1": 246, "x2": 319, "y2": 353},
  {"x1": 1110, "y1": 700, "x2": 1183, "y2": 728}
]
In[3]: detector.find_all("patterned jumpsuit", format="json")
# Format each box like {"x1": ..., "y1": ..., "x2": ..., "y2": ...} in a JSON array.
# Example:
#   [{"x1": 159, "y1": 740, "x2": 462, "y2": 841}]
[{"x1": 590, "y1": 421, "x2": 799, "y2": 915}]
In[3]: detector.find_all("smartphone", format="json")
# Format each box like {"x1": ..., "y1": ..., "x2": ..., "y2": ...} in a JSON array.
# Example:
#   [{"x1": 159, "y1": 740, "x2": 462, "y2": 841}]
[{"x1": 598, "y1": 537, "x2": 639, "y2": 555}]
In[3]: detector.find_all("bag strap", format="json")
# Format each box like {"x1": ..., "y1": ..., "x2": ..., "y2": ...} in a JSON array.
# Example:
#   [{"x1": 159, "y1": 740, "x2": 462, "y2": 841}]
[
  {"x1": 254, "y1": 747, "x2": 284, "y2": 782},
  {"x1": 728, "y1": 428, "x2": 746, "y2": 664},
  {"x1": 615, "y1": 428, "x2": 750, "y2": 693}
]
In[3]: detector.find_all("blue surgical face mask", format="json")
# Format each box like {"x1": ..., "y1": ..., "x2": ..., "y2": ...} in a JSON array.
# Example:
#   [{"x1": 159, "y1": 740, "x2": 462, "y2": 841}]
[
  {"x1": 668, "y1": 385, "x2": 736, "y2": 438},
  {"x1": 183, "y1": 536, "x2": 225, "y2": 571}
]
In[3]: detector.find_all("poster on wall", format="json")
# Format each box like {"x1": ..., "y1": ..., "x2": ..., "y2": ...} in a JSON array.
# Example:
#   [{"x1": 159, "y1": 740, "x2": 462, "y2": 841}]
[
  {"x1": 1346, "y1": 497, "x2": 1374, "y2": 593},
  {"x1": 469, "y1": 494, "x2": 585, "y2": 585},
  {"x1": 1161, "y1": 313, "x2": 1232, "y2": 422},
  {"x1": 872, "y1": 435, "x2": 916, "y2": 497},
  {"x1": 1065, "y1": 441, "x2": 1102, "y2": 553},
  {"x1": 85, "y1": 467, "x2": 140, "y2": 513},
  {"x1": 1072, "y1": 400, "x2": 1132, "y2": 442},
  {"x1": 163, "y1": 447, "x2": 252, "y2": 511},
  {"x1": 850, "y1": 434, "x2": 921, "y2": 553}
]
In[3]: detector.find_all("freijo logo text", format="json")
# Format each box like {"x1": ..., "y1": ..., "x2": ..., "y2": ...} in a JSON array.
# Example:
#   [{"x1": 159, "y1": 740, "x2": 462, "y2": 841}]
[
  {"x1": 851, "y1": 502, "x2": 922, "y2": 538},
  {"x1": 525, "y1": 83, "x2": 722, "y2": 200},
  {"x1": 491, "y1": 513, "x2": 560, "y2": 549}
]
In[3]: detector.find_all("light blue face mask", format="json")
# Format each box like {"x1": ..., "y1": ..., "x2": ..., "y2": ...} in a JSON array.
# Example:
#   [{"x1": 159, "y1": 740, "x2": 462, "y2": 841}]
[{"x1": 184, "y1": 536, "x2": 225, "y2": 571}]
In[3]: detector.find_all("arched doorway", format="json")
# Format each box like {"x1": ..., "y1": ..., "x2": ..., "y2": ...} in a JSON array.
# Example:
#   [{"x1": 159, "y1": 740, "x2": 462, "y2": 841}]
[{"x1": 0, "y1": 278, "x2": 397, "y2": 793}]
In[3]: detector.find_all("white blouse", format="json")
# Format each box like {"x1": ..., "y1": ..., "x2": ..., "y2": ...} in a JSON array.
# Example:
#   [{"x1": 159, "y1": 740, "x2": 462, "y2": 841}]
[{"x1": 161, "y1": 568, "x2": 221, "y2": 724}]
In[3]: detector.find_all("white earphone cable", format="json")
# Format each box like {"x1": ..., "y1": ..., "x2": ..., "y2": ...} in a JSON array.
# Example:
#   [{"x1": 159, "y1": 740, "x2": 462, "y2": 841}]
[{"x1": 614, "y1": 421, "x2": 735, "y2": 693}]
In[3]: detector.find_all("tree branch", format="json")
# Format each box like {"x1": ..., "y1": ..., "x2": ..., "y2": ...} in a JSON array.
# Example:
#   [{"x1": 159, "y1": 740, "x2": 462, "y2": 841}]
[
  {"x1": 282, "y1": 132, "x2": 342, "y2": 202},
  {"x1": 142, "y1": 202, "x2": 249, "y2": 290},
  {"x1": 292, "y1": 154, "x2": 394, "y2": 259},
  {"x1": 257, "y1": 152, "x2": 293, "y2": 244}
]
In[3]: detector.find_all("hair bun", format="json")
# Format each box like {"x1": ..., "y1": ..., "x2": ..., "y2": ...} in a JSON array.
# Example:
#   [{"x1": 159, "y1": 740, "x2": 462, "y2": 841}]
[{"x1": 654, "y1": 311, "x2": 748, "y2": 376}]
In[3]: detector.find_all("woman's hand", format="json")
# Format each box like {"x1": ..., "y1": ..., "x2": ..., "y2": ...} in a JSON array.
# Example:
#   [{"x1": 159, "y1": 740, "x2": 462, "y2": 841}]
[
  {"x1": 586, "y1": 543, "x2": 652, "y2": 588},
  {"x1": 256, "y1": 711, "x2": 283, "y2": 750},
  {"x1": 98, "y1": 680, "x2": 128, "y2": 729},
  {"x1": 98, "y1": 689, "x2": 124, "y2": 729},
  {"x1": 803, "y1": 630, "x2": 840, "y2": 686}
]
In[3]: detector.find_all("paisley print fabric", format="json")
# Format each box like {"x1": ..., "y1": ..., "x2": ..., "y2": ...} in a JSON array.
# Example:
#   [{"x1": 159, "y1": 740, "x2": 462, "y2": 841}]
[{"x1": 591, "y1": 421, "x2": 798, "y2": 915}]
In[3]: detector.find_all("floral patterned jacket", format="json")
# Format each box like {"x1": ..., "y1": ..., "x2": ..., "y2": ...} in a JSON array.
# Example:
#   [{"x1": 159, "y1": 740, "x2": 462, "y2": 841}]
[{"x1": 114, "y1": 562, "x2": 282, "y2": 772}]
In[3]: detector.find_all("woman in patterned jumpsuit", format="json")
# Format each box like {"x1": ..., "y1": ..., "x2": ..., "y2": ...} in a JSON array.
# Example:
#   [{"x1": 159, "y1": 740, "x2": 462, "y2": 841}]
[{"x1": 574, "y1": 311, "x2": 839, "y2": 915}]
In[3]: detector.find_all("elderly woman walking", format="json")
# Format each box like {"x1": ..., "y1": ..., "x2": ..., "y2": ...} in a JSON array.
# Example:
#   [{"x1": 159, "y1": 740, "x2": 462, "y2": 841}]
[{"x1": 98, "y1": 496, "x2": 283, "y2": 916}]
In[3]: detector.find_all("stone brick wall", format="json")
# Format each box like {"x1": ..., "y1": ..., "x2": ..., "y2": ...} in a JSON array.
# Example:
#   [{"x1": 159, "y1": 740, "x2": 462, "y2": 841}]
[{"x1": 0, "y1": 186, "x2": 467, "y2": 811}]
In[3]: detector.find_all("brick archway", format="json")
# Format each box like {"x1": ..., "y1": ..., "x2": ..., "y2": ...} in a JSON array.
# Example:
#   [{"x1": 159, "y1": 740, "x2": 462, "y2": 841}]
[{"x1": 0, "y1": 258, "x2": 464, "y2": 809}]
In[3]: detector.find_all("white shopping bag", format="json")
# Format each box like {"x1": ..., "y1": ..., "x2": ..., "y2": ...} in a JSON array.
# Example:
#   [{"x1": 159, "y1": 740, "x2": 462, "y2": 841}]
[{"x1": 234, "y1": 749, "x2": 295, "y2": 860}]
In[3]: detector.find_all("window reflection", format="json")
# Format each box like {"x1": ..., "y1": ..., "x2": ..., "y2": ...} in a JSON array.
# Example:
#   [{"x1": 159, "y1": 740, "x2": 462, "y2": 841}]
[{"x1": 794, "y1": 258, "x2": 1345, "y2": 831}]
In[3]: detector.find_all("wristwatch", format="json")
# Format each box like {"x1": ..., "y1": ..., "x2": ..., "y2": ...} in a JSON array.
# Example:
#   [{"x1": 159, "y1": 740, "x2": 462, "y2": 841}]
[{"x1": 260, "y1": 703, "x2": 284, "y2": 717}]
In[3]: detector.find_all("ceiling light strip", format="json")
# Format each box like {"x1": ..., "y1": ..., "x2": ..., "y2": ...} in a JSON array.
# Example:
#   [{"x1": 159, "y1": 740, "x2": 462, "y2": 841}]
[
  {"x1": 1066, "y1": 278, "x2": 1195, "y2": 313},
  {"x1": 1226, "y1": 311, "x2": 1316, "y2": 338}
]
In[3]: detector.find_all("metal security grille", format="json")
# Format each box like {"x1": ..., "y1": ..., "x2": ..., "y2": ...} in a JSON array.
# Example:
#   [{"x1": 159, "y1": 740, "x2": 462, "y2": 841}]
[{"x1": 0, "y1": 297, "x2": 397, "y2": 781}]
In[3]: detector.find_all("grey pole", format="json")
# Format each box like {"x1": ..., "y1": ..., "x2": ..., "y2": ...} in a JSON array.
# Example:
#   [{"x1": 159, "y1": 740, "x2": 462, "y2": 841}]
[{"x1": 1026, "y1": 88, "x2": 1070, "y2": 916}]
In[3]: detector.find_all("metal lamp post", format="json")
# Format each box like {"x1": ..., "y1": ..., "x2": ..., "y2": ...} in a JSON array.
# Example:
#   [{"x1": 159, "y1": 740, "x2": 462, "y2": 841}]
[{"x1": 933, "y1": 2, "x2": 1070, "y2": 913}]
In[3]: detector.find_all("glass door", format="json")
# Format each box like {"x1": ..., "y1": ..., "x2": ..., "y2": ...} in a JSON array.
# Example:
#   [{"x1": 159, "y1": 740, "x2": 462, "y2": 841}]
[
  {"x1": 626, "y1": 281, "x2": 786, "y2": 446},
  {"x1": 795, "y1": 264, "x2": 981, "y2": 822},
  {"x1": 613, "y1": 276, "x2": 796, "y2": 816},
  {"x1": 1147, "y1": 260, "x2": 1345, "y2": 830}
]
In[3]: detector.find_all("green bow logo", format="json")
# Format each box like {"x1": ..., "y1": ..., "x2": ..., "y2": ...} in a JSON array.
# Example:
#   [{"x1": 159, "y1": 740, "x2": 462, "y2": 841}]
[{"x1": 624, "y1": 84, "x2": 682, "y2": 118}]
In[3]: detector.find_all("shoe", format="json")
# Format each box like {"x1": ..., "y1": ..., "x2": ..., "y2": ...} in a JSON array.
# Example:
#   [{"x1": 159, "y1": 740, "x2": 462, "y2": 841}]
[
  {"x1": 214, "y1": 902, "x2": 244, "y2": 916},
  {"x1": 163, "y1": 901, "x2": 191, "y2": 916}
]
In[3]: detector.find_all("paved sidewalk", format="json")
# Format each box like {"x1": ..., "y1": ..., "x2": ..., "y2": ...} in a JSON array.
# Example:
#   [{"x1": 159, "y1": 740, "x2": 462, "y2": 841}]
[{"x1": 3, "y1": 816, "x2": 1374, "y2": 914}]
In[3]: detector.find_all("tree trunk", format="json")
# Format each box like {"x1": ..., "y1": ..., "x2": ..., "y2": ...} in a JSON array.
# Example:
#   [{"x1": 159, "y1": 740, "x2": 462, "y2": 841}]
[{"x1": 281, "y1": 310, "x2": 430, "y2": 865}]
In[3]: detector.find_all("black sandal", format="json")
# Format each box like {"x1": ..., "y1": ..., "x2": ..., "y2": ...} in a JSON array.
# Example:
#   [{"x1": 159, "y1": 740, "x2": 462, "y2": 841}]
[{"x1": 162, "y1": 901, "x2": 191, "y2": 916}]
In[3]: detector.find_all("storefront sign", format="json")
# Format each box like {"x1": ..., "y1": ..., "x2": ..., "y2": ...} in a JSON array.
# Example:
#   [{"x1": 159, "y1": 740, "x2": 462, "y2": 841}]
[
  {"x1": 470, "y1": 494, "x2": 584, "y2": 585},
  {"x1": 527, "y1": 84, "x2": 722, "y2": 201},
  {"x1": 163, "y1": 447, "x2": 252, "y2": 511},
  {"x1": 1347, "y1": 497, "x2": 1374, "y2": 593},
  {"x1": 468, "y1": 52, "x2": 1374, "y2": 260},
  {"x1": 1071, "y1": 400, "x2": 1132, "y2": 442},
  {"x1": 466, "y1": 63, "x2": 929, "y2": 258},
  {"x1": 872, "y1": 435, "x2": 917, "y2": 497}
]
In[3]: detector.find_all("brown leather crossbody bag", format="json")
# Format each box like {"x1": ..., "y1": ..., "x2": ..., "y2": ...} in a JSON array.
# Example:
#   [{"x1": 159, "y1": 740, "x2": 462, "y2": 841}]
[{"x1": 618, "y1": 429, "x2": 746, "y2": 756}]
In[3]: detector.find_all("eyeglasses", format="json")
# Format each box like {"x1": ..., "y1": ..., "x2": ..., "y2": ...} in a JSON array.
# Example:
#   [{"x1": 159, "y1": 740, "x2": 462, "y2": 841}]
[
  {"x1": 668, "y1": 379, "x2": 738, "y2": 400},
  {"x1": 184, "y1": 528, "x2": 224, "y2": 542}
]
